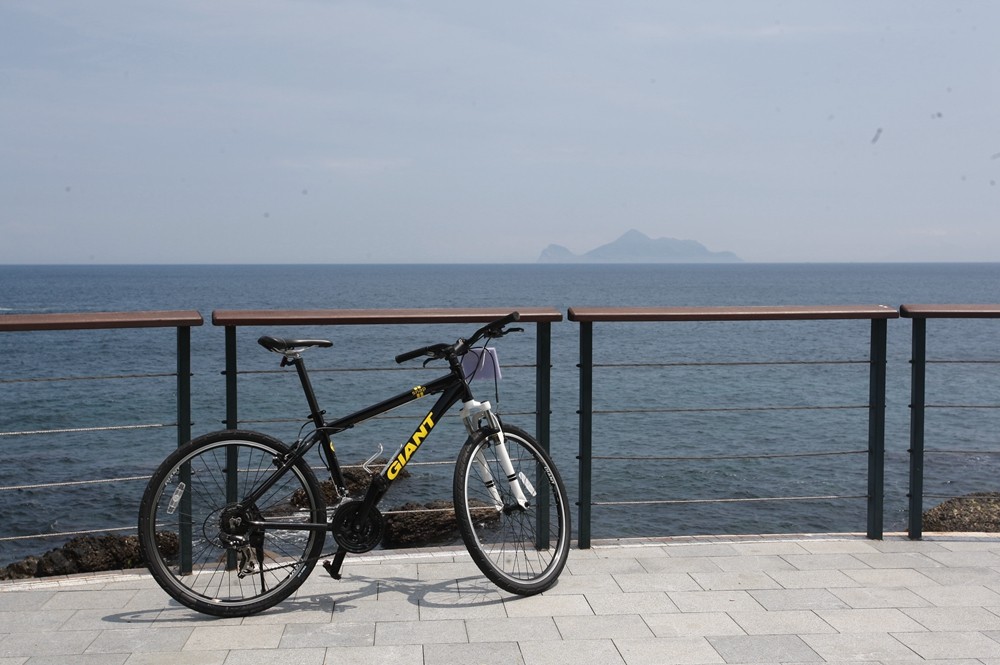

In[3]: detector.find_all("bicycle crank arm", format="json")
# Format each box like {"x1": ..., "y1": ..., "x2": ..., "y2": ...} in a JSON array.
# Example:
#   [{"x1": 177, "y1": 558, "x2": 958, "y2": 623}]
[{"x1": 322, "y1": 548, "x2": 349, "y2": 579}]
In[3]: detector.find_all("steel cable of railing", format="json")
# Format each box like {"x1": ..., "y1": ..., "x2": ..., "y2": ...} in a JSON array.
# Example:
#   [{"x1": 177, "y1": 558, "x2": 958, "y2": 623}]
[
  {"x1": 0, "y1": 455, "x2": 470, "y2": 549},
  {"x1": 585, "y1": 375, "x2": 874, "y2": 511}
]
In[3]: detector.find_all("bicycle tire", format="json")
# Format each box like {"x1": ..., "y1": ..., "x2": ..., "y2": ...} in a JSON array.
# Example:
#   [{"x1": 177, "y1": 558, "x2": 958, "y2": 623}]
[
  {"x1": 138, "y1": 430, "x2": 326, "y2": 617},
  {"x1": 453, "y1": 424, "x2": 570, "y2": 595}
]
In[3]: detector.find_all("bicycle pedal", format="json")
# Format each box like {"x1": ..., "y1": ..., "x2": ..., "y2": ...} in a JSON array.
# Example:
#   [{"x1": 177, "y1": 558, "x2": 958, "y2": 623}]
[{"x1": 322, "y1": 560, "x2": 342, "y2": 580}]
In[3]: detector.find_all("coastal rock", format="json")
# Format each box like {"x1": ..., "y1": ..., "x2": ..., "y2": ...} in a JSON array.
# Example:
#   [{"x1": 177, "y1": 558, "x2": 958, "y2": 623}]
[
  {"x1": 0, "y1": 532, "x2": 177, "y2": 581},
  {"x1": 383, "y1": 501, "x2": 460, "y2": 549},
  {"x1": 382, "y1": 500, "x2": 501, "y2": 549},
  {"x1": 923, "y1": 492, "x2": 1000, "y2": 532}
]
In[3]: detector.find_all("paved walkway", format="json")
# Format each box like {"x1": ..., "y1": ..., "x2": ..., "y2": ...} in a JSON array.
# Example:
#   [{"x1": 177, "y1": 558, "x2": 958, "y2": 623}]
[{"x1": 3, "y1": 533, "x2": 1000, "y2": 664}]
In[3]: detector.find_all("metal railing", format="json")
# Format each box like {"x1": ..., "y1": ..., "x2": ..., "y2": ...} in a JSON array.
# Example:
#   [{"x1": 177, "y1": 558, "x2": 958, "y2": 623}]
[
  {"x1": 0, "y1": 311, "x2": 203, "y2": 552},
  {"x1": 902, "y1": 304, "x2": 1000, "y2": 539},
  {"x1": 568, "y1": 305, "x2": 899, "y2": 548},
  {"x1": 5, "y1": 302, "x2": 1000, "y2": 566}
]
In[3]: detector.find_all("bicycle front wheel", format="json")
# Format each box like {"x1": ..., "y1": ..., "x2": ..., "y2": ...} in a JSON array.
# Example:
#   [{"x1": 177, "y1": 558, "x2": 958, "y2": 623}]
[
  {"x1": 453, "y1": 424, "x2": 570, "y2": 595},
  {"x1": 138, "y1": 430, "x2": 326, "y2": 617}
]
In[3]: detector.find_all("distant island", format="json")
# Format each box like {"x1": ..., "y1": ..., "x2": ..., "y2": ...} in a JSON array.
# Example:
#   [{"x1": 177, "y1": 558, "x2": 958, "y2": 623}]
[{"x1": 538, "y1": 229, "x2": 742, "y2": 263}]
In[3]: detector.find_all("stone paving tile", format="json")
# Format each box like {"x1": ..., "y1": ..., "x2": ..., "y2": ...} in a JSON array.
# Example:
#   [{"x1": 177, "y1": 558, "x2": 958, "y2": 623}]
[
  {"x1": 711, "y1": 555, "x2": 797, "y2": 572},
  {"x1": 748, "y1": 588, "x2": 851, "y2": 611},
  {"x1": 841, "y1": 567, "x2": 940, "y2": 588},
  {"x1": 374, "y1": 618, "x2": 467, "y2": 646},
  {"x1": 465, "y1": 616, "x2": 561, "y2": 643},
  {"x1": 689, "y1": 571, "x2": 782, "y2": 591},
  {"x1": 814, "y1": 608, "x2": 927, "y2": 633},
  {"x1": 707, "y1": 634, "x2": 823, "y2": 663},
  {"x1": 662, "y1": 544, "x2": 742, "y2": 559},
  {"x1": 614, "y1": 573, "x2": 701, "y2": 593},
  {"x1": 554, "y1": 614, "x2": 655, "y2": 640},
  {"x1": 183, "y1": 625, "x2": 285, "y2": 651},
  {"x1": 330, "y1": 597, "x2": 418, "y2": 623},
  {"x1": 903, "y1": 606, "x2": 1000, "y2": 631},
  {"x1": 122, "y1": 652, "x2": 227, "y2": 665},
  {"x1": 566, "y1": 557, "x2": 648, "y2": 576},
  {"x1": 924, "y1": 550, "x2": 1000, "y2": 568},
  {"x1": 797, "y1": 540, "x2": 881, "y2": 555},
  {"x1": 613, "y1": 636, "x2": 724, "y2": 665},
  {"x1": 502, "y1": 593, "x2": 594, "y2": 617},
  {"x1": 0, "y1": 609, "x2": 74, "y2": 632},
  {"x1": 544, "y1": 573, "x2": 623, "y2": 595},
  {"x1": 767, "y1": 569, "x2": 861, "y2": 589},
  {"x1": 853, "y1": 552, "x2": 944, "y2": 569},
  {"x1": 828, "y1": 586, "x2": 933, "y2": 609},
  {"x1": 0, "y1": 590, "x2": 54, "y2": 612},
  {"x1": 781, "y1": 554, "x2": 871, "y2": 571},
  {"x1": 40, "y1": 590, "x2": 139, "y2": 611},
  {"x1": 642, "y1": 611, "x2": 744, "y2": 638},
  {"x1": 0, "y1": 630, "x2": 100, "y2": 658},
  {"x1": 728, "y1": 610, "x2": 837, "y2": 636},
  {"x1": 729, "y1": 541, "x2": 812, "y2": 557},
  {"x1": 18, "y1": 654, "x2": 128, "y2": 665},
  {"x1": 418, "y1": 592, "x2": 507, "y2": 621},
  {"x1": 279, "y1": 621, "x2": 375, "y2": 648},
  {"x1": 424, "y1": 641, "x2": 525, "y2": 665},
  {"x1": 667, "y1": 590, "x2": 764, "y2": 613},
  {"x1": 800, "y1": 632, "x2": 917, "y2": 661},
  {"x1": 583, "y1": 591, "x2": 679, "y2": 616},
  {"x1": 911, "y1": 584, "x2": 1000, "y2": 607},
  {"x1": 519, "y1": 639, "x2": 626, "y2": 665},
  {"x1": 319, "y1": 644, "x2": 422, "y2": 665},
  {"x1": 920, "y1": 565, "x2": 1000, "y2": 586},
  {"x1": 85, "y1": 627, "x2": 194, "y2": 654},
  {"x1": 635, "y1": 556, "x2": 723, "y2": 574},
  {"x1": 222, "y1": 648, "x2": 327, "y2": 665},
  {"x1": 894, "y1": 631, "x2": 1000, "y2": 660}
]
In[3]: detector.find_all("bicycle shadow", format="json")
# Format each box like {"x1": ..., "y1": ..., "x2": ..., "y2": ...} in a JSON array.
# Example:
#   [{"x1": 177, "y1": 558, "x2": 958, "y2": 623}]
[{"x1": 102, "y1": 573, "x2": 506, "y2": 625}]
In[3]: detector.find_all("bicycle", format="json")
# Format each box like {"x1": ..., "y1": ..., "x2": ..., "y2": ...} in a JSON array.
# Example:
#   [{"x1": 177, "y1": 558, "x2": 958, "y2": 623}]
[{"x1": 138, "y1": 312, "x2": 571, "y2": 617}]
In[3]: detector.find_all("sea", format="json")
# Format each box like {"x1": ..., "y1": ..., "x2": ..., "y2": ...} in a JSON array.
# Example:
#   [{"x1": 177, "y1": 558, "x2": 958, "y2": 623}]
[{"x1": 2, "y1": 262, "x2": 999, "y2": 567}]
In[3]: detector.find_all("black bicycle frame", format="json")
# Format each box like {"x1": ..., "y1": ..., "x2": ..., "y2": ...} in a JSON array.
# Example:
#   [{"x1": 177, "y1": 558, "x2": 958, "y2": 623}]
[{"x1": 244, "y1": 354, "x2": 474, "y2": 532}]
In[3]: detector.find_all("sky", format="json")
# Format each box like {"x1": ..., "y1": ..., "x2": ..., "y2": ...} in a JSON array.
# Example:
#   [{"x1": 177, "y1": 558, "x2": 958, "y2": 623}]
[{"x1": 1, "y1": 1, "x2": 998, "y2": 264}]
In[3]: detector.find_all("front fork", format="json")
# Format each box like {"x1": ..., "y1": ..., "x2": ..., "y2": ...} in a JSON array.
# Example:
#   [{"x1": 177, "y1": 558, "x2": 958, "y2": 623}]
[{"x1": 460, "y1": 399, "x2": 531, "y2": 510}]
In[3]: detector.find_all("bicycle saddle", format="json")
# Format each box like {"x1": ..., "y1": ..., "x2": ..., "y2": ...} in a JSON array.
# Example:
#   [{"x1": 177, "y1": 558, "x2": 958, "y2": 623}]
[{"x1": 258, "y1": 336, "x2": 332, "y2": 354}]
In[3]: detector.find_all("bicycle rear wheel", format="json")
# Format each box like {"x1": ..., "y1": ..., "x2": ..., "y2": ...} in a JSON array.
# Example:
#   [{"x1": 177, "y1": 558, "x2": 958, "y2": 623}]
[
  {"x1": 453, "y1": 424, "x2": 570, "y2": 595},
  {"x1": 138, "y1": 430, "x2": 326, "y2": 617}
]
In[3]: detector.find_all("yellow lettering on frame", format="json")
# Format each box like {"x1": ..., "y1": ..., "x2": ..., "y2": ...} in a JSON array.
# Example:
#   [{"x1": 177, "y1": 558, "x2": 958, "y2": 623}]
[{"x1": 386, "y1": 412, "x2": 437, "y2": 480}]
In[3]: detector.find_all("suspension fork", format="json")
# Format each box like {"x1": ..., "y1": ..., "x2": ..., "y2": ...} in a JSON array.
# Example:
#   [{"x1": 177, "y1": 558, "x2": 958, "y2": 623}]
[{"x1": 460, "y1": 399, "x2": 531, "y2": 509}]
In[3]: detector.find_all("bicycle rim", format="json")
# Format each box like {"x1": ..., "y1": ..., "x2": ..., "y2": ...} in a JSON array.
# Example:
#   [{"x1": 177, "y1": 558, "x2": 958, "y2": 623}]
[
  {"x1": 139, "y1": 431, "x2": 325, "y2": 616},
  {"x1": 454, "y1": 425, "x2": 570, "y2": 595}
]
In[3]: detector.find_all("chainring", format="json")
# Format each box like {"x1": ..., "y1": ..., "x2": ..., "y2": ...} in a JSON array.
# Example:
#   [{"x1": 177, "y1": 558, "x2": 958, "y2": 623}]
[{"x1": 331, "y1": 500, "x2": 385, "y2": 554}]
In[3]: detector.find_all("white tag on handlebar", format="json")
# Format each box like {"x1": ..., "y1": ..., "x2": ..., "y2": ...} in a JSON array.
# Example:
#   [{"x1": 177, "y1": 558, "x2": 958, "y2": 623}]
[{"x1": 461, "y1": 347, "x2": 501, "y2": 381}]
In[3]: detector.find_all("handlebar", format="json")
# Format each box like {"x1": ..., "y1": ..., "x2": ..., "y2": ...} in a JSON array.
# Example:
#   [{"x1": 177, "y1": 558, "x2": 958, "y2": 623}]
[{"x1": 394, "y1": 312, "x2": 522, "y2": 365}]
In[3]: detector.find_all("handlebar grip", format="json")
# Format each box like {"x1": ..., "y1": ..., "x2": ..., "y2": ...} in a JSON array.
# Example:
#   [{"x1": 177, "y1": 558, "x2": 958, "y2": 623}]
[{"x1": 395, "y1": 346, "x2": 434, "y2": 364}]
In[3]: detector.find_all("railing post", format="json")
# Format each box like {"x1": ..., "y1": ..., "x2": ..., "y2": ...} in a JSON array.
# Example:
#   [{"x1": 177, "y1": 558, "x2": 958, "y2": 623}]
[
  {"x1": 908, "y1": 317, "x2": 927, "y2": 539},
  {"x1": 225, "y1": 325, "x2": 238, "y2": 430},
  {"x1": 176, "y1": 325, "x2": 193, "y2": 574},
  {"x1": 536, "y1": 321, "x2": 552, "y2": 549},
  {"x1": 578, "y1": 321, "x2": 593, "y2": 549},
  {"x1": 223, "y1": 325, "x2": 239, "y2": 570},
  {"x1": 867, "y1": 318, "x2": 887, "y2": 539}
]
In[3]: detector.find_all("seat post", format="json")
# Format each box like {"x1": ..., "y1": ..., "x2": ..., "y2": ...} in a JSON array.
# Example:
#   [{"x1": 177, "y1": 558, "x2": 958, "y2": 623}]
[{"x1": 291, "y1": 356, "x2": 326, "y2": 427}]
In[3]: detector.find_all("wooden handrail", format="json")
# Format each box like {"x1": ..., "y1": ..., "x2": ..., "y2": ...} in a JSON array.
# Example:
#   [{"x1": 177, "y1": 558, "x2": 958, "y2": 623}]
[
  {"x1": 568, "y1": 305, "x2": 898, "y2": 322},
  {"x1": 0, "y1": 310, "x2": 204, "y2": 332},
  {"x1": 901, "y1": 304, "x2": 1000, "y2": 319},
  {"x1": 212, "y1": 307, "x2": 563, "y2": 327}
]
